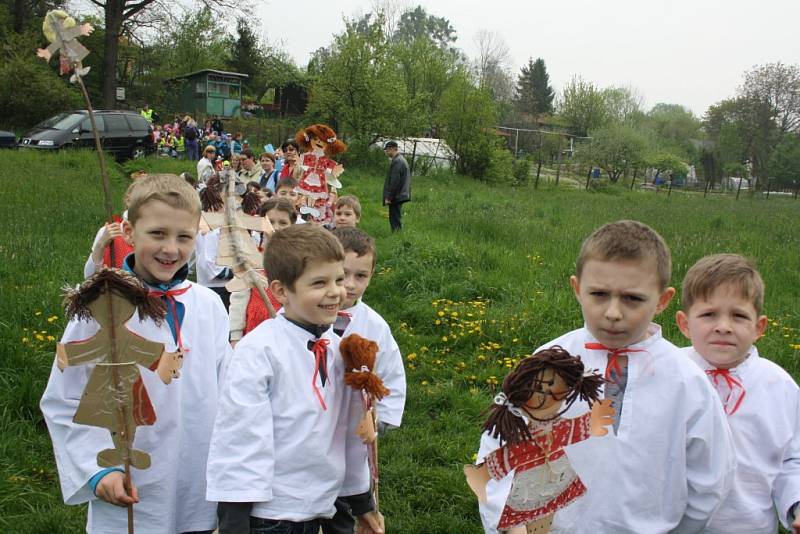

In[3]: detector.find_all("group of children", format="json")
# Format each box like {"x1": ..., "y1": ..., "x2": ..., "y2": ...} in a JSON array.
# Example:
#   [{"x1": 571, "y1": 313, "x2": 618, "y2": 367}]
[
  {"x1": 476, "y1": 220, "x2": 800, "y2": 533},
  {"x1": 42, "y1": 172, "x2": 405, "y2": 533},
  {"x1": 39, "y1": 168, "x2": 799, "y2": 533}
]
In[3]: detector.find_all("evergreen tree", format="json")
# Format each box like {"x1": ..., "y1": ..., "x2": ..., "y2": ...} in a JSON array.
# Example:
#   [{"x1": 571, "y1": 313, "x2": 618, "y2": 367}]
[{"x1": 515, "y1": 57, "x2": 554, "y2": 116}]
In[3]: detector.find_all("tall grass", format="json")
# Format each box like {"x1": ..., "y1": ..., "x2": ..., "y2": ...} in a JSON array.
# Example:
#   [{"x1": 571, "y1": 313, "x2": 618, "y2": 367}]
[{"x1": 1, "y1": 149, "x2": 798, "y2": 532}]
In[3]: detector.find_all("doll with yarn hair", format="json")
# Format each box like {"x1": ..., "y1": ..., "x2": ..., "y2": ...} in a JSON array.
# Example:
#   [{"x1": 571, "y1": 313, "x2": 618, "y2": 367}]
[
  {"x1": 294, "y1": 124, "x2": 346, "y2": 225},
  {"x1": 465, "y1": 347, "x2": 614, "y2": 534}
]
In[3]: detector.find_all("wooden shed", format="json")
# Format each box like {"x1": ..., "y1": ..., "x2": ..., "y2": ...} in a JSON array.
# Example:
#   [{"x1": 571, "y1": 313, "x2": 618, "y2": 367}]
[{"x1": 167, "y1": 69, "x2": 249, "y2": 118}]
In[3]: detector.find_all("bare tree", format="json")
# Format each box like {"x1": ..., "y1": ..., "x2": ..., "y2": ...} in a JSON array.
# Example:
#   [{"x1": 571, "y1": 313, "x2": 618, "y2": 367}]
[
  {"x1": 740, "y1": 62, "x2": 800, "y2": 134},
  {"x1": 369, "y1": 0, "x2": 410, "y2": 39},
  {"x1": 472, "y1": 29, "x2": 513, "y2": 103}
]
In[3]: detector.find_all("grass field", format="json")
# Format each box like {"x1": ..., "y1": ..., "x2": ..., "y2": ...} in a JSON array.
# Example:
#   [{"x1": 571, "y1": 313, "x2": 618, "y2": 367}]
[{"x1": 1, "y1": 149, "x2": 799, "y2": 533}]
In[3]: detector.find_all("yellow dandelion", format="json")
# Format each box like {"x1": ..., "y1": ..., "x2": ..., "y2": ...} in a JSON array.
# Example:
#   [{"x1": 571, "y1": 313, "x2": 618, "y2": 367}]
[
  {"x1": 35, "y1": 334, "x2": 44, "y2": 341},
  {"x1": 407, "y1": 353, "x2": 417, "y2": 361},
  {"x1": 442, "y1": 336, "x2": 448, "y2": 342},
  {"x1": 437, "y1": 311, "x2": 445, "y2": 317},
  {"x1": 421, "y1": 380, "x2": 428, "y2": 386},
  {"x1": 22, "y1": 337, "x2": 29, "y2": 343}
]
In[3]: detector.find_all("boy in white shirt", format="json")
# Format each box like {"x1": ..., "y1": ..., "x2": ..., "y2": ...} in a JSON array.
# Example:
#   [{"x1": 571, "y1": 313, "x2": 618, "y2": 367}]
[
  {"x1": 478, "y1": 220, "x2": 735, "y2": 533},
  {"x1": 321, "y1": 227, "x2": 407, "y2": 534},
  {"x1": 41, "y1": 174, "x2": 232, "y2": 533},
  {"x1": 676, "y1": 253, "x2": 800, "y2": 534},
  {"x1": 206, "y1": 225, "x2": 384, "y2": 534}
]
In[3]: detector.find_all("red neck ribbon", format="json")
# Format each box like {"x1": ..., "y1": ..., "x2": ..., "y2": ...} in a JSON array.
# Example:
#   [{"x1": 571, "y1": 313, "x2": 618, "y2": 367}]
[
  {"x1": 149, "y1": 286, "x2": 190, "y2": 351},
  {"x1": 310, "y1": 338, "x2": 330, "y2": 411},
  {"x1": 584, "y1": 342, "x2": 647, "y2": 381},
  {"x1": 706, "y1": 368, "x2": 745, "y2": 415}
]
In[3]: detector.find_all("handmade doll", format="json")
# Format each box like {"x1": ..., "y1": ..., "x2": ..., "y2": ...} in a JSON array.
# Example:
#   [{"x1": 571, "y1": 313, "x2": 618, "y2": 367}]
[
  {"x1": 464, "y1": 347, "x2": 614, "y2": 534},
  {"x1": 294, "y1": 124, "x2": 346, "y2": 225},
  {"x1": 37, "y1": 10, "x2": 93, "y2": 79}
]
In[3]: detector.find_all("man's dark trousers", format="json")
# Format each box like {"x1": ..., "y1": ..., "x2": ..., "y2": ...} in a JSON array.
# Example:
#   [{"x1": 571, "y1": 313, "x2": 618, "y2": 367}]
[{"x1": 389, "y1": 203, "x2": 402, "y2": 231}]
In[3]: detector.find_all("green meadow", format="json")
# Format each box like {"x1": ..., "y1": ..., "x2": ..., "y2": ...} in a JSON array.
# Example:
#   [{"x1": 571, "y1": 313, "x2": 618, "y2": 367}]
[{"x1": 1, "y1": 150, "x2": 799, "y2": 532}]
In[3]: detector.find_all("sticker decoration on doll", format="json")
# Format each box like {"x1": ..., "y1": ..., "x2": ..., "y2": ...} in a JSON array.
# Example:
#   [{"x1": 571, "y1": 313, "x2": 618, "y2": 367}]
[
  {"x1": 201, "y1": 169, "x2": 277, "y2": 317},
  {"x1": 464, "y1": 346, "x2": 614, "y2": 534},
  {"x1": 294, "y1": 124, "x2": 346, "y2": 225},
  {"x1": 340, "y1": 334, "x2": 389, "y2": 513}
]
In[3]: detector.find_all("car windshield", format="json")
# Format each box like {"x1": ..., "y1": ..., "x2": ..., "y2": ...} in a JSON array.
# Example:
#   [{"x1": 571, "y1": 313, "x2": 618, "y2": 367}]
[{"x1": 35, "y1": 112, "x2": 84, "y2": 130}]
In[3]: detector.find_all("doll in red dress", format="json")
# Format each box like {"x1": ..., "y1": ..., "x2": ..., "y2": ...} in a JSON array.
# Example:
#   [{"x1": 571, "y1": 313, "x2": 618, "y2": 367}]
[
  {"x1": 294, "y1": 124, "x2": 346, "y2": 225},
  {"x1": 465, "y1": 347, "x2": 614, "y2": 533}
]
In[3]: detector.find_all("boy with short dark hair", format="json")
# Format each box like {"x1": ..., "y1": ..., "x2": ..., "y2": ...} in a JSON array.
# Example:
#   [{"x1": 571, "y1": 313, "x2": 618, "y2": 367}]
[
  {"x1": 334, "y1": 195, "x2": 362, "y2": 228},
  {"x1": 41, "y1": 174, "x2": 232, "y2": 533},
  {"x1": 275, "y1": 177, "x2": 304, "y2": 224},
  {"x1": 478, "y1": 220, "x2": 735, "y2": 533},
  {"x1": 207, "y1": 225, "x2": 384, "y2": 534},
  {"x1": 321, "y1": 227, "x2": 406, "y2": 534},
  {"x1": 676, "y1": 253, "x2": 800, "y2": 533}
]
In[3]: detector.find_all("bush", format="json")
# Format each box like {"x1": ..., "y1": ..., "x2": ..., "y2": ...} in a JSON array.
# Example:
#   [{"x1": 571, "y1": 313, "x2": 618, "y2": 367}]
[
  {"x1": 338, "y1": 137, "x2": 387, "y2": 172},
  {"x1": 485, "y1": 147, "x2": 514, "y2": 184},
  {"x1": 0, "y1": 37, "x2": 82, "y2": 131},
  {"x1": 512, "y1": 157, "x2": 532, "y2": 185}
]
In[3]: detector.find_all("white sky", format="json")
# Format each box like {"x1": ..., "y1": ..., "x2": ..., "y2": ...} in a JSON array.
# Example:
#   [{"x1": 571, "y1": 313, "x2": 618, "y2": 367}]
[{"x1": 254, "y1": 0, "x2": 800, "y2": 117}]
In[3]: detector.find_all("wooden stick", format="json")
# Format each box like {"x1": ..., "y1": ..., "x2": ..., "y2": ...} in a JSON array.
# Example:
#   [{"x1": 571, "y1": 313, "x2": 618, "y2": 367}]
[{"x1": 76, "y1": 73, "x2": 134, "y2": 534}]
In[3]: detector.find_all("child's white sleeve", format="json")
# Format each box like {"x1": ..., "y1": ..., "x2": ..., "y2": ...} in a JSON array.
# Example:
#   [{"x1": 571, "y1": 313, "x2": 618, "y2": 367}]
[
  {"x1": 206, "y1": 341, "x2": 275, "y2": 503},
  {"x1": 375, "y1": 330, "x2": 406, "y2": 428},
  {"x1": 40, "y1": 320, "x2": 113, "y2": 505},
  {"x1": 83, "y1": 226, "x2": 106, "y2": 279},
  {"x1": 477, "y1": 431, "x2": 512, "y2": 534},
  {"x1": 682, "y1": 379, "x2": 736, "y2": 526},
  {"x1": 212, "y1": 293, "x2": 234, "y2": 381},
  {"x1": 228, "y1": 290, "x2": 249, "y2": 342},
  {"x1": 773, "y1": 392, "x2": 800, "y2": 528}
]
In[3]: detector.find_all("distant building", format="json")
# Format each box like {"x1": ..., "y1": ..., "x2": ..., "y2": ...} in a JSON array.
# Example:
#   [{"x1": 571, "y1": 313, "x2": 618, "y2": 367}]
[{"x1": 166, "y1": 69, "x2": 248, "y2": 118}]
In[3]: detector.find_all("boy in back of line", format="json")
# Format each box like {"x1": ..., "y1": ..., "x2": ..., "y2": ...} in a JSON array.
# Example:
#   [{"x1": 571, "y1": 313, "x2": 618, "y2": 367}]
[
  {"x1": 321, "y1": 227, "x2": 407, "y2": 533},
  {"x1": 676, "y1": 254, "x2": 800, "y2": 534},
  {"x1": 207, "y1": 224, "x2": 384, "y2": 534},
  {"x1": 334, "y1": 195, "x2": 361, "y2": 228},
  {"x1": 275, "y1": 177, "x2": 305, "y2": 224},
  {"x1": 41, "y1": 174, "x2": 232, "y2": 533},
  {"x1": 478, "y1": 220, "x2": 735, "y2": 534}
]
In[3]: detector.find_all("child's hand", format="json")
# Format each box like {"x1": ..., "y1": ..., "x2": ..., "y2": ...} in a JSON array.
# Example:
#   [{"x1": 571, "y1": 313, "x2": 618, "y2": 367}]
[
  {"x1": 98, "y1": 222, "x2": 124, "y2": 247},
  {"x1": 589, "y1": 399, "x2": 615, "y2": 437},
  {"x1": 356, "y1": 510, "x2": 384, "y2": 534},
  {"x1": 95, "y1": 471, "x2": 139, "y2": 506}
]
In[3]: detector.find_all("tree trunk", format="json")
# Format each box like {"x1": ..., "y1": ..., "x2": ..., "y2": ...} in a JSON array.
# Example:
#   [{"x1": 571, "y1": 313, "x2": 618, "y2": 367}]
[{"x1": 103, "y1": 0, "x2": 123, "y2": 109}]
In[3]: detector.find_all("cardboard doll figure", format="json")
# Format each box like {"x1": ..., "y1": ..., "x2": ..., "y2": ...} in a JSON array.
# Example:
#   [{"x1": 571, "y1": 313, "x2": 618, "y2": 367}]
[
  {"x1": 37, "y1": 10, "x2": 94, "y2": 79},
  {"x1": 294, "y1": 124, "x2": 346, "y2": 225},
  {"x1": 464, "y1": 347, "x2": 614, "y2": 534},
  {"x1": 56, "y1": 269, "x2": 183, "y2": 470}
]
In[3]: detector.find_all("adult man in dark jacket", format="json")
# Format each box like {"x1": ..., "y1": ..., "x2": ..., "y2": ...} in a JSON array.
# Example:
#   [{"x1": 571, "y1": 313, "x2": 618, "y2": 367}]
[{"x1": 383, "y1": 140, "x2": 411, "y2": 231}]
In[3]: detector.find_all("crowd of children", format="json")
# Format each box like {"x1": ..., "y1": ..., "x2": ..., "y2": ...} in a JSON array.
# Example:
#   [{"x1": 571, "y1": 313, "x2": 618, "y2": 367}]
[{"x1": 40, "y1": 149, "x2": 799, "y2": 533}]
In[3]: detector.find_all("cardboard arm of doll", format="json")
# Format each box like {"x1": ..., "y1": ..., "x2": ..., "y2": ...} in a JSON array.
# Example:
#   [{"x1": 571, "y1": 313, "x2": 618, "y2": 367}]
[
  {"x1": 589, "y1": 398, "x2": 615, "y2": 436},
  {"x1": 463, "y1": 463, "x2": 491, "y2": 503}
]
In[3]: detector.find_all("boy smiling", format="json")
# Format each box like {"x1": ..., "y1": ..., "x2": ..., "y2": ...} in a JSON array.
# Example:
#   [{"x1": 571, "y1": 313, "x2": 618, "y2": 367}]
[
  {"x1": 479, "y1": 220, "x2": 735, "y2": 534},
  {"x1": 41, "y1": 174, "x2": 231, "y2": 533},
  {"x1": 207, "y1": 225, "x2": 383, "y2": 534}
]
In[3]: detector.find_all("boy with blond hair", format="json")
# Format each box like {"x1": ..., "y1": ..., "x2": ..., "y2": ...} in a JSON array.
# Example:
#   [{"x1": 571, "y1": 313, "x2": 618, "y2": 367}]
[
  {"x1": 207, "y1": 225, "x2": 383, "y2": 534},
  {"x1": 41, "y1": 174, "x2": 232, "y2": 533},
  {"x1": 478, "y1": 220, "x2": 734, "y2": 534},
  {"x1": 321, "y1": 227, "x2": 406, "y2": 534},
  {"x1": 676, "y1": 254, "x2": 800, "y2": 533},
  {"x1": 334, "y1": 195, "x2": 362, "y2": 228}
]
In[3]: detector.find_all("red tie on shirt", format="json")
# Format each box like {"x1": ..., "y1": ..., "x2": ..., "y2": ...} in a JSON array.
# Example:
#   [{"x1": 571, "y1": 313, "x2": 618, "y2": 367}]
[
  {"x1": 308, "y1": 338, "x2": 330, "y2": 411},
  {"x1": 149, "y1": 286, "x2": 190, "y2": 351},
  {"x1": 706, "y1": 368, "x2": 745, "y2": 415},
  {"x1": 584, "y1": 343, "x2": 647, "y2": 381}
]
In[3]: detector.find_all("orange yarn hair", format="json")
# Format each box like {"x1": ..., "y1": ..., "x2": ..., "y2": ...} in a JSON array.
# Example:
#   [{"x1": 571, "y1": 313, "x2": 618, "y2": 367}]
[
  {"x1": 340, "y1": 333, "x2": 390, "y2": 400},
  {"x1": 295, "y1": 124, "x2": 347, "y2": 157}
]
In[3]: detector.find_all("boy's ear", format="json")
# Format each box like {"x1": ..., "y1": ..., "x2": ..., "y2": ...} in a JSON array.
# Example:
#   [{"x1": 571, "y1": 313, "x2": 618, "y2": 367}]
[
  {"x1": 269, "y1": 279, "x2": 289, "y2": 306},
  {"x1": 655, "y1": 287, "x2": 676, "y2": 314},
  {"x1": 755, "y1": 315, "x2": 768, "y2": 339},
  {"x1": 675, "y1": 310, "x2": 691, "y2": 339},
  {"x1": 569, "y1": 275, "x2": 581, "y2": 299}
]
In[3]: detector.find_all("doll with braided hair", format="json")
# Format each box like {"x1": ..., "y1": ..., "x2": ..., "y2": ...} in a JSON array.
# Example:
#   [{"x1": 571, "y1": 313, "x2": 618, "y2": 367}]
[{"x1": 465, "y1": 347, "x2": 614, "y2": 534}]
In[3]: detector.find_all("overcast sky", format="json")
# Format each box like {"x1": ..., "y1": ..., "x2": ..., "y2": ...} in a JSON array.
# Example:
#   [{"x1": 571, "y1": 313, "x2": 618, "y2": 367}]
[{"x1": 255, "y1": 0, "x2": 800, "y2": 117}]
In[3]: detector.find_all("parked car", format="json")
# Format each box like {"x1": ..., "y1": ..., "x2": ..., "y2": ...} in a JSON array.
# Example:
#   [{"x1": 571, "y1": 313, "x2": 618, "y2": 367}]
[
  {"x1": 0, "y1": 130, "x2": 17, "y2": 148},
  {"x1": 18, "y1": 110, "x2": 154, "y2": 160}
]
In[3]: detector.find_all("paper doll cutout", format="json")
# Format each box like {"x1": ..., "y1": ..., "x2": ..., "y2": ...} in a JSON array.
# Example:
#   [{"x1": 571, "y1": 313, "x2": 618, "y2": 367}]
[
  {"x1": 57, "y1": 269, "x2": 181, "y2": 469},
  {"x1": 294, "y1": 124, "x2": 347, "y2": 225},
  {"x1": 464, "y1": 346, "x2": 613, "y2": 533},
  {"x1": 37, "y1": 10, "x2": 93, "y2": 80}
]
